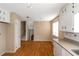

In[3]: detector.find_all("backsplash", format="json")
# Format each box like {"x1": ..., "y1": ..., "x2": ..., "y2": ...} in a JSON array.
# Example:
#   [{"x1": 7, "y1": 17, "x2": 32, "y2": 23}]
[{"x1": 64, "y1": 32, "x2": 79, "y2": 42}]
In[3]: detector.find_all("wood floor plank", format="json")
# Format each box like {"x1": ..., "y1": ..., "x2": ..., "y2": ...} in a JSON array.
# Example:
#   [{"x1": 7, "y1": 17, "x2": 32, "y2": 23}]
[{"x1": 2, "y1": 41, "x2": 54, "y2": 56}]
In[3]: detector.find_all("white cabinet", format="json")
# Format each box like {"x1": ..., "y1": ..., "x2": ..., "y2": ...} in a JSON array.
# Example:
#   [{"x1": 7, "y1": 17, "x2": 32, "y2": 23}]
[
  {"x1": 53, "y1": 42, "x2": 62, "y2": 56},
  {"x1": 59, "y1": 4, "x2": 74, "y2": 32},
  {"x1": 59, "y1": 3, "x2": 79, "y2": 33},
  {"x1": 65, "y1": 4, "x2": 74, "y2": 32},
  {"x1": 53, "y1": 41, "x2": 72, "y2": 56},
  {"x1": 0, "y1": 8, "x2": 10, "y2": 23},
  {"x1": 62, "y1": 48, "x2": 72, "y2": 56}
]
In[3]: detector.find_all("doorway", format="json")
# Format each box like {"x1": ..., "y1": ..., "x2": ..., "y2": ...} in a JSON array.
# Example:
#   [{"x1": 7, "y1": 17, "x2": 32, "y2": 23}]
[
  {"x1": 21, "y1": 21, "x2": 26, "y2": 41},
  {"x1": 28, "y1": 29, "x2": 34, "y2": 41}
]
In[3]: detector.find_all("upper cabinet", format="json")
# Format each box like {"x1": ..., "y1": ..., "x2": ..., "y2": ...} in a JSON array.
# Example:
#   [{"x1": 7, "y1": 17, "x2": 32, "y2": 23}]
[
  {"x1": 59, "y1": 3, "x2": 79, "y2": 32},
  {"x1": 74, "y1": 3, "x2": 79, "y2": 32},
  {"x1": 0, "y1": 8, "x2": 10, "y2": 23}
]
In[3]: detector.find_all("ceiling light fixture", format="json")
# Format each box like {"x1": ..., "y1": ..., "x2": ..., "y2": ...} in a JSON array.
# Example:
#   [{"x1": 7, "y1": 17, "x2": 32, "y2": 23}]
[
  {"x1": 26, "y1": 16, "x2": 30, "y2": 18},
  {"x1": 26, "y1": 3, "x2": 32, "y2": 8}
]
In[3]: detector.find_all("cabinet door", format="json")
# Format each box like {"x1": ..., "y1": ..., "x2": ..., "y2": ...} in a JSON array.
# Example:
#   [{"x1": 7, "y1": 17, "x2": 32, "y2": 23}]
[
  {"x1": 4, "y1": 11, "x2": 10, "y2": 23},
  {"x1": 59, "y1": 4, "x2": 74, "y2": 32},
  {"x1": 59, "y1": 11, "x2": 65, "y2": 31},
  {"x1": 59, "y1": 5, "x2": 69, "y2": 31},
  {"x1": 53, "y1": 42, "x2": 72, "y2": 56},
  {"x1": 2, "y1": 11, "x2": 8, "y2": 23},
  {"x1": 0, "y1": 8, "x2": 10, "y2": 23},
  {"x1": 66, "y1": 4, "x2": 74, "y2": 32},
  {"x1": 74, "y1": 3, "x2": 79, "y2": 14},
  {"x1": 54, "y1": 42, "x2": 62, "y2": 56},
  {"x1": 62, "y1": 48, "x2": 72, "y2": 56}
]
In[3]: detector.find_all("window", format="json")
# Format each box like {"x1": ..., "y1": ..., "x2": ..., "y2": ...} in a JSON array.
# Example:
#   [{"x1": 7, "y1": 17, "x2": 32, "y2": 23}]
[{"x1": 52, "y1": 21, "x2": 59, "y2": 37}]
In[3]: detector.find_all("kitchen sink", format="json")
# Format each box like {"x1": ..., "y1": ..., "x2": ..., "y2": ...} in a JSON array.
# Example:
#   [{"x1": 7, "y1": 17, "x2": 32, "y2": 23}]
[{"x1": 71, "y1": 49, "x2": 79, "y2": 55}]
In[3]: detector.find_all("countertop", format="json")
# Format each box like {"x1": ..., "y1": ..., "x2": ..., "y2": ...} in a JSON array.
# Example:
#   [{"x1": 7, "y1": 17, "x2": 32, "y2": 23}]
[{"x1": 52, "y1": 37, "x2": 79, "y2": 56}]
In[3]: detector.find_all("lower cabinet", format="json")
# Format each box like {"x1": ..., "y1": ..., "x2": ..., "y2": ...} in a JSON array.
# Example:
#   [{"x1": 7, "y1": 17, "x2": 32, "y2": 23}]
[
  {"x1": 53, "y1": 42, "x2": 72, "y2": 56},
  {"x1": 62, "y1": 48, "x2": 72, "y2": 56},
  {"x1": 53, "y1": 42, "x2": 62, "y2": 56}
]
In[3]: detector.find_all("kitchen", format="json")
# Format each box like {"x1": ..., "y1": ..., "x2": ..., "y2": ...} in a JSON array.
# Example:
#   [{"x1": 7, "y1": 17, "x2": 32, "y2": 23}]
[
  {"x1": 52, "y1": 3, "x2": 79, "y2": 56},
  {"x1": 0, "y1": 3, "x2": 79, "y2": 56}
]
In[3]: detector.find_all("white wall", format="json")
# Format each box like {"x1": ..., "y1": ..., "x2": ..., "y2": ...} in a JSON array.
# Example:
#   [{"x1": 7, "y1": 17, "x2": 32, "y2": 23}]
[
  {"x1": 34, "y1": 21, "x2": 52, "y2": 41},
  {"x1": 0, "y1": 23, "x2": 7, "y2": 55},
  {"x1": 14, "y1": 18, "x2": 21, "y2": 51},
  {"x1": 6, "y1": 12, "x2": 21, "y2": 53}
]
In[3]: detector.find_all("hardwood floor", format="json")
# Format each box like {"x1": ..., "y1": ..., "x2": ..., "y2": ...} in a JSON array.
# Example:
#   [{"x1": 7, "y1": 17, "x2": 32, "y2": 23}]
[{"x1": 3, "y1": 41, "x2": 54, "y2": 56}]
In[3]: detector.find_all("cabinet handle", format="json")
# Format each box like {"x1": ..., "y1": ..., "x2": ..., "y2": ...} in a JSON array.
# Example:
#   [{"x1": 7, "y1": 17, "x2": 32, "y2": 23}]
[
  {"x1": 65, "y1": 8, "x2": 66, "y2": 12},
  {"x1": 72, "y1": 28, "x2": 74, "y2": 30},
  {"x1": 72, "y1": 6, "x2": 74, "y2": 8},
  {"x1": 72, "y1": 11, "x2": 74, "y2": 13},
  {"x1": 65, "y1": 26, "x2": 66, "y2": 29},
  {"x1": 74, "y1": 34, "x2": 77, "y2": 37},
  {"x1": 0, "y1": 11, "x2": 1, "y2": 13},
  {"x1": 72, "y1": 3, "x2": 74, "y2": 8}
]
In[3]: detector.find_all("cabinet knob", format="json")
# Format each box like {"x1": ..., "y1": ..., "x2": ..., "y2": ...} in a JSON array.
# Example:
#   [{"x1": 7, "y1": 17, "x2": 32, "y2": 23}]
[
  {"x1": 65, "y1": 26, "x2": 66, "y2": 29},
  {"x1": 72, "y1": 5, "x2": 74, "y2": 8},
  {"x1": 0, "y1": 11, "x2": 1, "y2": 13},
  {"x1": 74, "y1": 34, "x2": 77, "y2": 37},
  {"x1": 72, "y1": 11, "x2": 74, "y2": 13}
]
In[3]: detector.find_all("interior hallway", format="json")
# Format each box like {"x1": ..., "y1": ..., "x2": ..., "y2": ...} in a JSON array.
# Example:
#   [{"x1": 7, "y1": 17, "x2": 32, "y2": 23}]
[{"x1": 3, "y1": 41, "x2": 54, "y2": 56}]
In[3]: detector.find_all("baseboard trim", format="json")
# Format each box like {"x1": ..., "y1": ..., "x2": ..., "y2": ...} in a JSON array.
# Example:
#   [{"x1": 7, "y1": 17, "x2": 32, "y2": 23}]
[
  {"x1": 0, "y1": 52, "x2": 6, "y2": 56},
  {"x1": 6, "y1": 50, "x2": 16, "y2": 53},
  {"x1": 6, "y1": 46, "x2": 21, "y2": 53},
  {"x1": 0, "y1": 49, "x2": 18, "y2": 55},
  {"x1": 21, "y1": 39, "x2": 28, "y2": 41}
]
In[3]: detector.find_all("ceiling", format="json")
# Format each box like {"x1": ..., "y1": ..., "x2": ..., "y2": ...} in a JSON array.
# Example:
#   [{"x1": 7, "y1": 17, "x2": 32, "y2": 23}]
[{"x1": 0, "y1": 3, "x2": 66, "y2": 21}]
